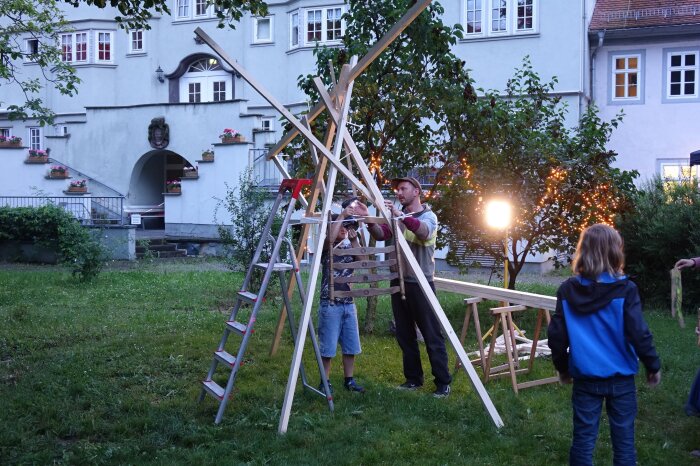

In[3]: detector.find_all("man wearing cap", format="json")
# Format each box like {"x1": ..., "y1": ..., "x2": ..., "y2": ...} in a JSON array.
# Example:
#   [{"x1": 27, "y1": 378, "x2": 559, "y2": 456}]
[{"x1": 352, "y1": 176, "x2": 451, "y2": 397}]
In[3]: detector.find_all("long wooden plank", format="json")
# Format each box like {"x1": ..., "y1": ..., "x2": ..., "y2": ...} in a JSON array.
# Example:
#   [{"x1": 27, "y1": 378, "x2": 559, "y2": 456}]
[
  {"x1": 332, "y1": 246, "x2": 395, "y2": 255},
  {"x1": 265, "y1": 0, "x2": 433, "y2": 159},
  {"x1": 434, "y1": 277, "x2": 556, "y2": 311},
  {"x1": 330, "y1": 259, "x2": 397, "y2": 270},
  {"x1": 334, "y1": 286, "x2": 400, "y2": 298}
]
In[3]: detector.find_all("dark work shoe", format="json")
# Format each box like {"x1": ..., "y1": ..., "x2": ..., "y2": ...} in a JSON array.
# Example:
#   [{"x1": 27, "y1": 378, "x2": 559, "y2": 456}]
[
  {"x1": 433, "y1": 384, "x2": 451, "y2": 398},
  {"x1": 397, "y1": 381, "x2": 423, "y2": 391},
  {"x1": 344, "y1": 379, "x2": 365, "y2": 393}
]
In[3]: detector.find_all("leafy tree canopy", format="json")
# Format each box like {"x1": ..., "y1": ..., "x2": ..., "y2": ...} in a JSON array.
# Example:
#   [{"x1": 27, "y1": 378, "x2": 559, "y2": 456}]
[{"x1": 0, "y1": 0, "x2": 267, "y2": 125}]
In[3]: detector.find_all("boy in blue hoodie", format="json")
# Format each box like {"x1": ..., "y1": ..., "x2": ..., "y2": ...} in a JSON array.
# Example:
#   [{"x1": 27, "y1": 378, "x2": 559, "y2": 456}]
[{"x1": 548, "y1": 224, "x2": 661, "y2": 466}]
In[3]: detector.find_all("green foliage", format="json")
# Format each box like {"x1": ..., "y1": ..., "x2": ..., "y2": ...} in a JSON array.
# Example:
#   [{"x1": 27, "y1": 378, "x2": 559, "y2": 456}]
[
  {"x1": 431, "y1": 58, "x2": 639, "y2": 288},
  {"x1": 0, "y1": 205, "x2": 106, "y2": 281},
  {"x1": 617, "y1": 177, "x2": 700, "y2": 308},
  {"x1": 1, "y1": 0, "x2": 267, "y2": 125},
  {"x1": 293, "y1": 0, "x2": 470, "y2": 185},
  {"x1": 216, "y1": 168, "x2": 285, "y2": 273}
]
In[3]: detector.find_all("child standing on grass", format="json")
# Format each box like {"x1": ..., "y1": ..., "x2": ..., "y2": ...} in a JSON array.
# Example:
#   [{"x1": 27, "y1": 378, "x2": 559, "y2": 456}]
[
  {"x1": 317, "y1": 202, "x2": 365, "y2": 394},
  {"x1": 548, "y1": 224, "x2": 661, "y2": 466}
]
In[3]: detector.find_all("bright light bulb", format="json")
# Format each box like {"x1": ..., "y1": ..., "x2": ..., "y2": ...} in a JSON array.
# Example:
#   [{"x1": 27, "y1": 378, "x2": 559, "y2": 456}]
[{"x1": 485, "y1": 199, "x2": 512, "y2": 230}]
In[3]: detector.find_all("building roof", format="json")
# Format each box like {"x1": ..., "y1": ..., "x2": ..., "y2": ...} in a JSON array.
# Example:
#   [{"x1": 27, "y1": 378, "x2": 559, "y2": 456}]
[{"x1": 590, "y1": 0, "x2": 700, "y2": 31}]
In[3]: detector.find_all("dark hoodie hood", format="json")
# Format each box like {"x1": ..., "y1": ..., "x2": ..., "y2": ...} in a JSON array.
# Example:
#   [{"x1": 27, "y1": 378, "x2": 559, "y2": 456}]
[{"x1": 560, "y1": 275, "x2": 630, "y2": 315}]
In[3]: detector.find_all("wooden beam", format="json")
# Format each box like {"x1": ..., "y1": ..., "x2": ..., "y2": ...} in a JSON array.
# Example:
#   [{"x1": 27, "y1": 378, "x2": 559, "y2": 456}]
[
  {"x1": 434, "y1": 278, "x2": 557, "y2": 311},
  {"x1": 264, "y1": 0, "x2": 433, "y2": 159}
]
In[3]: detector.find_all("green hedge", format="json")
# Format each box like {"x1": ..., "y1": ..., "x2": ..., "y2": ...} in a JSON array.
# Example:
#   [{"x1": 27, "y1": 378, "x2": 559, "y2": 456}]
[
  {"x1": 0, "y1": 205, "x2": 105, "y2": 281},
  {"x1": 616, "y1": 177, "x2": 700, "y2": 309}
]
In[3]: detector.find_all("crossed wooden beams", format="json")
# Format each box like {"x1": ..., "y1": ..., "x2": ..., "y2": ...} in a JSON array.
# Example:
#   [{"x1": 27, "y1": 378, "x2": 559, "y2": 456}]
[{"x1": 194, "y1": 0, "x2": 504, "y2": 433}]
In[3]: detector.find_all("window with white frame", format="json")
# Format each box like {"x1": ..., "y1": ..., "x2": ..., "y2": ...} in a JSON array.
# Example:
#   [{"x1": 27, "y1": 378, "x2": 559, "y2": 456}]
[
  {"x1": 289, "y1": 5, "x2": 345, "y2": 49},
  {"x1": 667, "y1": 50, "x2": 698, "y2": 99},
  {"x1": 261, "y1": 117, "x2": 273, "y2": 131},
  {"x1": 177, "y1": 0, "x2": 190, "y2": 17},
  {"x1": 290, "y1": 11, "x2": 300, "y2": 48},
  {"x1": 60, "y1": 32, "x2": 89, "y2": 62},
  {"x1": 195, "y1": 0, "x2": 207, "y2": 16},
  {"x1": 129, "y1": 29, "x2": 145, "y2": 53},
  {"x1": 25, "y1": 38, "x2": 39, "y2": 62},
  {"x1": 253, "y1": 16, "x2": 273, "y2": 44},
  {"x1": 612, "y1": 53, "x2": 641, "y2": 101},
  {"x1": 95, "y1": 31, "x2": 114, "y2": 63},
  {"x1": 659, "y1": 159, "x2": 698, "y2": 184},
  {"x1": 179, "y1": 57, "x2": 232, "y2": 103},
  {"x1": 29, "y1": 127, "x2": 41, "y2": 150},
  {"x1": 0, "y1": 128, "x2": 9, "y2": 139},
  {"x1": 175, "y1": 0, "x2": 214, "y2": 20},
  {"x1": 463, "y1": 0, "x2": 537, "y2": 38}
]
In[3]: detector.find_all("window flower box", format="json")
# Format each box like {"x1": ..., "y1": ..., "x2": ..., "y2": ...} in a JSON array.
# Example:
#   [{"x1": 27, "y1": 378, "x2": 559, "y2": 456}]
[
  {"x1": 220, "y1": 128, "x2": 244, "y2": 143},
  {"x1": 202, "y1": 150, "x2": 215, "y2": 161},
  {"x1": 183, "y1": 166, "x2": 198, "y2": 177},
  {"x1": 26, "y1": 149, "x2": 48, "y2": 163},
  {"x1": 0, "y1": 136, "x2": 22, "y2": 148},
  {"x1": 68, "y1": 179, "x2": 87, "y2": 193},
  {"x1": 48, "y1": 165, "x2": 69, "y2": 179},
  {"x1": 166, "y1": 179, "x2": 181, "y2": 193}
]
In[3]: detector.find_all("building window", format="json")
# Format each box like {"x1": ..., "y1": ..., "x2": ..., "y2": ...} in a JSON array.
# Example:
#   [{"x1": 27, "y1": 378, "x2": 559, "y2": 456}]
[
  {"x1": 261, "y1": 117, "x2": 273, "y2": 131},
  {"x1": 609, "y1": 52, "x2": 644, "y2": 104},
  {"x1": 292, "y1": 6, "x2": 345, "y2": 48},
  {"x1": 326, "y1": 8, "x2": 343, "y2": 41},
  {"x1": 516, "y1": 0, "x2": 534, "y2": 31},
  {"x1": 659, "y1": 159, "x2": 697, "y2": 185},
  {"x1": 491, "y1": 0, "x2": 507, "y2": 33},
  {"x1": 61, "y1": 32, "x2": 88, "y2": 62},
  {"x1": 25, "y1": 38, "x2": 39, "y2": 62},
  {"x1": 195, "y1": 0, "x2": 207, "y2": 16},
  {"x1": 253, "y1": 16, "x2": 273, "y2": 44},
  {"x1": 462, "y1": 0, "x2": 537, "y2": 38},
  {"x1": 0, "y1": 128, "x2": 9, "y2": 139},
  {"x1": 465, "y1": 0, "x2": 483, "y2": 34},
  {"x1": 177, "y1": 0, "x2": 190, "y2": 17},
  {"x1": 667, "y1": 50, "x2": 698, "y2": 99},
  {"x1": 95, "y1": 31, "x2": 113, "y2": 63},
  {"x1": 188, "y1": 82, "x2": 201, "y2": 103},
  {"x1": 290, "y1": 11, "x2": 300, "y2": 48},
  {"x1": 29, "y1": 127, "x2": 41, "y2": 150},
  {"x1": 213, "y1": 81, "x2": 226, "y2": 101},
  {"x1": 179, "y1": 57, "x2": 233, "y2": 102},
  {"x1": 129, "y1": 29, "x2": 144, "y2": 53}
]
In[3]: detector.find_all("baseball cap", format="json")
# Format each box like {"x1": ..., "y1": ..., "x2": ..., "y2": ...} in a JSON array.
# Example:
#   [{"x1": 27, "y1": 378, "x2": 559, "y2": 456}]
[{"x1": 390, "y1": 176, "x2": 422, "y2": 194}]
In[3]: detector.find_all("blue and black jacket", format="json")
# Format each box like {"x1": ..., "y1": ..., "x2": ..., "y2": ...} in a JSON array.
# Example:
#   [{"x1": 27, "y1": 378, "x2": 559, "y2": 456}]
[{"x1": 547, "y1": 273, "x2": 660, "y2": 379}]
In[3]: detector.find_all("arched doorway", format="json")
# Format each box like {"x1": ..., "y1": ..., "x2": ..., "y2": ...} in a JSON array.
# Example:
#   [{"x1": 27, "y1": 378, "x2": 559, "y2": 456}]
[{"x1": 127, "y1": 150, "x2": 195, "y2": 229}]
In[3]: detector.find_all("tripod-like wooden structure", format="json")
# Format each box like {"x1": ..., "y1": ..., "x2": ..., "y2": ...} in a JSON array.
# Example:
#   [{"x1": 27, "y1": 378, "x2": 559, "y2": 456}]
[{"x1": 195, "y1": 0, "x2": 504, "y2": 433}]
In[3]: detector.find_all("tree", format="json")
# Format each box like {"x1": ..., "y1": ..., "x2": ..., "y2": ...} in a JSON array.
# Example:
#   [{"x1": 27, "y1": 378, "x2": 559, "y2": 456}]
[
  {"x1": 0, "y1": 0, "x2": 268, "y2": 125},
  {"x1": 430, "y1": 59, "x2": 638, "y2": 288},
  {"x1": 295, "y1": 0, "x2": 470, "y2": 332}
]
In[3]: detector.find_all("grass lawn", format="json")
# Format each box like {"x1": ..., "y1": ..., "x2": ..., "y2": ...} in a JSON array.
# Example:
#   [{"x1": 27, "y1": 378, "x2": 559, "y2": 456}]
[{"x1": 0, "y1": 263, "x2": 698, "y2": 465}]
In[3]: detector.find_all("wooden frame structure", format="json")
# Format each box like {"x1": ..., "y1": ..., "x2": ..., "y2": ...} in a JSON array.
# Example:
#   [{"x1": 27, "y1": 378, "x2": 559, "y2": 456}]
[{"x1": 195, "y1": 0, "x2": 505, "y2": 433}]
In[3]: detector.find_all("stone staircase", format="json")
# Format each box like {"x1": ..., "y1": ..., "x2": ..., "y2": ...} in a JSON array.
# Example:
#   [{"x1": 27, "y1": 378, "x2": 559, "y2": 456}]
[{"x1": 136, "y1": 239, "x2": 188, "y2": 259}]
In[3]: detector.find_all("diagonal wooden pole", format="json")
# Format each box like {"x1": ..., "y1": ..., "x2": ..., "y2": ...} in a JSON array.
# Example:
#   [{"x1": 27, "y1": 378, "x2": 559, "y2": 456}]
[{"x1": 265, "y1": 0, "x2": 433, "y2": 160}]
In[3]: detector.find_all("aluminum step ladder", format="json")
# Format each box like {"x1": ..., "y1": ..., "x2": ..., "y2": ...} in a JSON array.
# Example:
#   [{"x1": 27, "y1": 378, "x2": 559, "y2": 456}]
[{"x1": 199, "y1": 178, "x2": 334, "y2": 424}]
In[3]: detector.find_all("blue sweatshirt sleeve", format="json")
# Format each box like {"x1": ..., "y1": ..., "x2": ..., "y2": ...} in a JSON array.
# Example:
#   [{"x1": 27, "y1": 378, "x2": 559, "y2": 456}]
[
  {"x1": 547, "y1": 285, "x2": 570, "y2": 375},
  {"x1": 623, "y1": 283, "x2": 661, "y2": 374}
]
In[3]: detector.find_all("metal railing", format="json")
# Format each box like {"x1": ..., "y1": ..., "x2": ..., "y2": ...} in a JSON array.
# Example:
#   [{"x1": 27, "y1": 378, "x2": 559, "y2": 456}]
[
  {"x1": 48, "y1": 156, "x2": 125, "y2": 197},
  {"x1": 0, "y1": 196, "x2": 125, "y2": 226},
  {"x1": 251, "y1": 148, "x2": 287, "y2": 189}
]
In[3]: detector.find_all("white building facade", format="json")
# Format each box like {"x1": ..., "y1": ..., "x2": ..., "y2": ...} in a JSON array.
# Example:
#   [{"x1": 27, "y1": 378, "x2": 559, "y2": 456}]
[{"x1": 0, "y1": 0, "x2": 598, "y2": 244}]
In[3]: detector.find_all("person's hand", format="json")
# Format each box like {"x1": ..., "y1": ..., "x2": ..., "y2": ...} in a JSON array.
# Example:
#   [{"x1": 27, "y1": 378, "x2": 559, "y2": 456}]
[
  {"x1": 558, "y1": 372, "x2": 572, "y2": 385},
  {"x1": 347, "y1": 228, "x2": 357, "y2": 240},
  {"x1": 384, "y1": 200, "x2": 401, "y2": 217},
  {"x1": 647, "y1": 370, "x2": 661, "y2": 388},
  {"x1": 351, "y1": 201, "x2": 369, "y2": 217},
  {"x1": 675, "y1": 258, "x2": 695, "y2": 269}
]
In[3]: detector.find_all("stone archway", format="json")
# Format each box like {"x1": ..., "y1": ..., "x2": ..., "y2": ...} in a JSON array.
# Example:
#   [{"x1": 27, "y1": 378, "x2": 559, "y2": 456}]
[{"x1": 127, "y1": 149, "x2": 195, "y2": 229}]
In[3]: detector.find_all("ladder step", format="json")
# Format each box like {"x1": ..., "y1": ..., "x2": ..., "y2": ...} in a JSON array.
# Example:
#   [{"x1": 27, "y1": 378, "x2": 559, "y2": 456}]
[
  {"x1": 255, "y1": 262, "x2": 293, "y2": 272},
  {"x1": 214, "y1": 350, "x2": 237, "y2": 367},
  {"x1": 237, "y1": 291, "x2": 259, "y2": 303},
  {"x1": 226, "y1": 320, "x2": 248, "y2": 335},
  {"x1": 202, "y1": 380, "x2": 225, "y2": 400}
]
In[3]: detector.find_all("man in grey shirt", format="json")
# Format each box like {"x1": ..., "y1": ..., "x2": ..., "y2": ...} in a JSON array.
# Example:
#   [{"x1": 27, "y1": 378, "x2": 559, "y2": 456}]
[{"x1": 353, "y1": 176, "x2": 451, "y2": 397}]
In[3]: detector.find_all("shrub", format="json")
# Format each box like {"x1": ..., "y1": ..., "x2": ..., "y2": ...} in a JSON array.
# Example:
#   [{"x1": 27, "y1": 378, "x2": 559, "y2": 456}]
[
  {"x1": 0, "y1": 205, "x2": 106, "y2": 281},
  {"x1": 616, "y1": 176, "x2": 700, "y2": 308}
]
